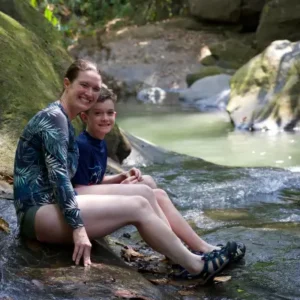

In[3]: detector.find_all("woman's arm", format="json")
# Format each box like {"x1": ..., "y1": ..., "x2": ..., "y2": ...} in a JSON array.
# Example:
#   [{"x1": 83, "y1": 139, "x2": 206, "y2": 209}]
[{"x1": 41, "y1": 111, "x2": 83, "y2": 229}]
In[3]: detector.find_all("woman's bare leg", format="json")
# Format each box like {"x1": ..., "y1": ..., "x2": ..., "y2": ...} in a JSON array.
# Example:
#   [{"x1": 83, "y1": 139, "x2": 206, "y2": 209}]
[
  {"x1": 35, "y1": 195, "x2": 204, "y2": 274},
  {"x1": 75, "y1": 184, "x2": 170, "y2": 228},
  {"x1": 75, "y1": 184, "x2": 217, "y2": 253}
]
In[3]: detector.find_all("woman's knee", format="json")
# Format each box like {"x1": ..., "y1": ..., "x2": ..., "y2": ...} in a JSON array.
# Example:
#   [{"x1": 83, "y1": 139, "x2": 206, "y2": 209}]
[{"x1": 131, "y1": 195, "x2": 154, "y2": 218}]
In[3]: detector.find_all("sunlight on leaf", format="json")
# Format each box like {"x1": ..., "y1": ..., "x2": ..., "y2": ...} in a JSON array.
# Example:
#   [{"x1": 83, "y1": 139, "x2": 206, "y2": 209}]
[
  {"x1": 214, "y1": 275, "x2": 232, "y2": 283},
  {"x1": 0, "y1": 217, "x2": 9, "y2": 233},
  {"x1": 121, "y1": 246, "x2": 144, "y2": 262}
]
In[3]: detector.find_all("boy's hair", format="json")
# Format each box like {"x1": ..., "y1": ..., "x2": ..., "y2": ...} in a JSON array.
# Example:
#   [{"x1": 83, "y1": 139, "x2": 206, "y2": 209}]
[{"x1": 97, "y1": 86, "x2": 117, "y2": 103}]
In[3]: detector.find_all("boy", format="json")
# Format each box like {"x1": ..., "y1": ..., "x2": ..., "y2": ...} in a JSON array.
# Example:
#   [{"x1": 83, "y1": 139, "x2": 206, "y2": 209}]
[{"x1": 72, "y1": 87, "x2": 156, "y2": 187}]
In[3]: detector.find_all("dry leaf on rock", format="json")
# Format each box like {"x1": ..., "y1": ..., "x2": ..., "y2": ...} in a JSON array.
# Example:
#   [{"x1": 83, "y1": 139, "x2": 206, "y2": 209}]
[
  {"x1": 148, "y1": 278, "x2": 169, "y2": 285},
  {"x1": 114, "y1": 289, "x2": 153, "y2": 300},
  {"x1": 178, "y1": 290, "x2": 195, "y2": 296},
  {"x1": 0, "y1": 217, "x2": 9, "y2": 233},
  {"x1": 121, "y1": 246, "x2": 144, "y2": 262},
  {"x1": 214, "y1": 276, "x2": 232, "y2": 283}
]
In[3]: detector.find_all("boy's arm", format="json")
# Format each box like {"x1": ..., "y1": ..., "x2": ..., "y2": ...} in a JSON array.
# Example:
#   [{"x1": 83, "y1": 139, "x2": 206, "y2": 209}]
[{"x1": 101, "y1": 173, "x2": 128, "y2": 184}]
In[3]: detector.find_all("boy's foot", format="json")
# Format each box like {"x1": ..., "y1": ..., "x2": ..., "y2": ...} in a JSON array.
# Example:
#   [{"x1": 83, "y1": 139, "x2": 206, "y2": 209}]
[
  {"x1": 192, "y1": 241, "x2": 246, "y2": 262},
  {"x1": 171, "y1": 241, "x2": 237, "y2": 285}
]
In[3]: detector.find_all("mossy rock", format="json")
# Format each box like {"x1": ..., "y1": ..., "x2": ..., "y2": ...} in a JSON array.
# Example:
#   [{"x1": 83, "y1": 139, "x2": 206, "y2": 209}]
[
  {"x1": 257, "y1": 0, "x2": 300, "y2": 50},
  {"x1": 227, "y1": 40, "x2": 300, "y2": 131},
  {"x1": 208, "y1": 38, "x2": 258, "y2": 69},
  {"x1": 186, "y1": 66, "x2": 234, "y2": 87},
  {"x1": 0, "y1": 6, "x2": 70, "y2": 175}
]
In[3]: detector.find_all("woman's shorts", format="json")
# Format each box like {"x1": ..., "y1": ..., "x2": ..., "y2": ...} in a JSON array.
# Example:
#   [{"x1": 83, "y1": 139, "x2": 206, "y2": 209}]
[{"x1": 21, "y1": 206, "x2": 41, "y2": 239}]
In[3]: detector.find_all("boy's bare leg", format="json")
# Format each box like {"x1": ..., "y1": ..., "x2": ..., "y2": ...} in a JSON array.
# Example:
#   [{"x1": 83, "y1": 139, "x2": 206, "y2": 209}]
[
  {"x1": 137, "y1": 175, "x2": 157, "y2": 189},
  {"x1": 153, "y1": 189, "x2": 219, "y2": 253},
  {"x1": 35, "y1": 194, "x2": 205, "y2": 274},
  {"x1": 75, "y1": 184, "x2": 170, "y2": 228}
]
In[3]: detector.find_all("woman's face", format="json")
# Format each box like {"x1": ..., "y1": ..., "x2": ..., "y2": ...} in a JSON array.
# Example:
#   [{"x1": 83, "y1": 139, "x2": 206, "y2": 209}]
[{"x1": 64, "y1": 70, "x2": 102, "y2": 113}]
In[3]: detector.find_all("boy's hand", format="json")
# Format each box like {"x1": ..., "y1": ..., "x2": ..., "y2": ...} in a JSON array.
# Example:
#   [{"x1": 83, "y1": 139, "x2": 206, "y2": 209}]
[
  {"x1": 72, "y1": 227, "x2": 92, "y2": 267},
  {"x1": 128, "y1": 168, "x2": 142, "y2": 181},
  {"x1": 120, "y1": 175, "x2": 138, "y2": 184}
]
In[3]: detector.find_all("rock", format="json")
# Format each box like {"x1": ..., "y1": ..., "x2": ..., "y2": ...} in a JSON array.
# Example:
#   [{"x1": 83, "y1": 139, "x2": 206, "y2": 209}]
[
  {"x1": 256, "y1": 0, "x2": 300, "y2": 50},
  {"x1": 137, "y1": 87, "x2": 180, "y2": 106},
  {"x1": 0, "y1": 199, "x2": 172, "y2": 300},
  {"x1": 188, "y1": 0, "x2": 242, "y2": 23},
  {"x1": 240, "y1": 0, "x2": 266, "y2": 32},
  {"x1": 186, "y1": 66, "x2": 234, "y2": 87},
  {"x1": 179, "y1": 74, "x2": 231, "y2": 111},
  {"x1": 123, "y1": 132, "x2": 189, "y2": 167},
  {"x1": 227, "y1": 40, "x2": 300, "y2": 131},
  {"x1": 105, "y1": 125, "x2": 132, "y2": 164},
  {"x1": 0, "y1": 1, "x2": 130, "y2": 175},
  {"x1": 208, "y1": 38, "x2": 258, "y2": 69}
]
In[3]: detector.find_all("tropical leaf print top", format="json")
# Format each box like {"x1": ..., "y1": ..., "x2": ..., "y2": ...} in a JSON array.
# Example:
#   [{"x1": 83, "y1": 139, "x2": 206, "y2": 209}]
[{"x1": 13, "y1": 101, "x2": 83, "y2": 229}]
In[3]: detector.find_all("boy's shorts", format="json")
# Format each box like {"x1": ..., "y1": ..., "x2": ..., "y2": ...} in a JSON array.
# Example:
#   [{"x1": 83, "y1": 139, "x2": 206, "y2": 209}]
[{"x1": 21, "y1": 206, "x2": 41, "y2": 239}]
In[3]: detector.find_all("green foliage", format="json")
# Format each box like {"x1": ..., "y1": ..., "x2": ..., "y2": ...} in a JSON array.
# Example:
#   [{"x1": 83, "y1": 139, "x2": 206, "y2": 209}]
[{"x1": 29, "y1": 0, "x2": 187, "y2": 44}]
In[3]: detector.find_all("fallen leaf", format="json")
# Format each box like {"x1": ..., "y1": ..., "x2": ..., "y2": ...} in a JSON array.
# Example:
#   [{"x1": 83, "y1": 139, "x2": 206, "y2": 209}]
[
  {"x1": 0, "y1": 217, "x2": 9, "y2": 233},
  {"x1": 114, "y1": 289, "x2": 153, "y2": 300},
  {"x1": 214, "y1": 276, "x2": 232, "y2": 283},
  {"x1": 121, "y1": 246, "x2": 144, "y2": 262},
  {"x1": 148, "y1": 278, "x2": 169, "y2": 285},
  {"x1": 178, "y1": 290, "x2": 195, "y2": 296}
]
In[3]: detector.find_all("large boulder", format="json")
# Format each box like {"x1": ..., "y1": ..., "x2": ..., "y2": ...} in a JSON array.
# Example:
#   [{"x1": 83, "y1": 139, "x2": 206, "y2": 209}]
[
  {"x1": 256, "y1": 0, "x2": 300, "y2": 50},
  {"x1": 188, "y1": 0, "x2": 241, "y2": 23},
  {"x1": 227, "y1": 40, "x2": 300, "y2": 131},
  {"x1": 206, "y1": 38, "x2": 258, "y2": 69},
  {"x1": 179, "y1": 74, "x2": 231, "y2": 111},
  {"x1": 0, "y1": 0, "x2": 130, "y2": 175},
  {"x1": 240, "y1": 0, "x2": 266, "y2": 32}
]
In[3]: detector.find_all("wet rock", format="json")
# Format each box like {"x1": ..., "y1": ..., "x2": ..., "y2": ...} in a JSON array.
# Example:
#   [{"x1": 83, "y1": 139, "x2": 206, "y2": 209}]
[
  {"x1": 257, "y1": 0, "x2": 300, "y2": 50},
  {"x1": 179, "y1": 74, "x2": 231, "y2": 111},
  {"x1": 0, "y1": 199, "x2": 172, "y2": 300},
  {"x1": 186, "y1": 66, "x2": 234, "y2": 87},
  {"x1": 137, "y1": 87, "x2": 180, "y2": 106},
  {"x1": 227, "y1": 40, "x2": 300, "y2": 131}
]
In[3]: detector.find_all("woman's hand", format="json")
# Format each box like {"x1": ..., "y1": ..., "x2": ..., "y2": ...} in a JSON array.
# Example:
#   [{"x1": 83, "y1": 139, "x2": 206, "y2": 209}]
[{"x1": 72, "y1": 227, "x2": 92, "y2": 267}]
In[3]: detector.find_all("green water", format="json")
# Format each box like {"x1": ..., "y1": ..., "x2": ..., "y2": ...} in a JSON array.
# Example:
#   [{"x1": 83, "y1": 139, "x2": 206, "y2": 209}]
[{"x1": 116, "y1": 103, "x2": 300, "y2": 168}]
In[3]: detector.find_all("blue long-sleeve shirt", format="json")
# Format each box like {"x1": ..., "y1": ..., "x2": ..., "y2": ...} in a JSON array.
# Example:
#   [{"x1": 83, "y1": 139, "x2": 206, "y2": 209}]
[{"x1": 13, "y1": 101, "x2": 83, "y2": 229}]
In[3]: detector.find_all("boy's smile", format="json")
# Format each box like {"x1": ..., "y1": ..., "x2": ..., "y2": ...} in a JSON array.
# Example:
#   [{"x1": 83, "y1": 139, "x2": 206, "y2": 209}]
[{"x1": 82, "y1": 100, "x2": 116, "y2": 139}]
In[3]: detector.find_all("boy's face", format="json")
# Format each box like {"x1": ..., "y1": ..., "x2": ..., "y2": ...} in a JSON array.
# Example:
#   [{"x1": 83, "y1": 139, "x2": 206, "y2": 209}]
[{"x1": 81, "y1": 99, "x2": 116, "y2": 138}]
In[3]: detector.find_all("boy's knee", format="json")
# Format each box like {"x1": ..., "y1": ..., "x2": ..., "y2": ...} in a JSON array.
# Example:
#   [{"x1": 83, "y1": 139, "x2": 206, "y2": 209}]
[
  {"x1": 141, "y1": 175, "x2": 157, "y2": 189},
  {"x1": 154, "y1": 189, "x2": 169, "y2": 203}
]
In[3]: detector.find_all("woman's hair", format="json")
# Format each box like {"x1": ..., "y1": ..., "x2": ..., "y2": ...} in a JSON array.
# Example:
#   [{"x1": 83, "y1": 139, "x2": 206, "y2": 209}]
[
  {"x1": 64, "y1": 59, "x2": 101, "y2": 83},
  {"x1": 97, "y1": 86, "x2": 117, "y2": 103}
]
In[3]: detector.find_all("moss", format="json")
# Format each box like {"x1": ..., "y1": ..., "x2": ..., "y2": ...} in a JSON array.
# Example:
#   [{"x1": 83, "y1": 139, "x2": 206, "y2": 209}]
[
  {"x1": 186, "y1": 66, "x2": 233, "y2": 87},
  {"x1": 209, "y1": 39, "x2": 258, "y2": 69},
  {"x1": 0, "y1": 2, "x2": 71, "y2": 174}
]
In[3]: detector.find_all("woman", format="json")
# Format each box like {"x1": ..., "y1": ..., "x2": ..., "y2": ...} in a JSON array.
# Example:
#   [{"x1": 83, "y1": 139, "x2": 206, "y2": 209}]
[{"x1": 13, "y1": 59, "x2": 236, "y2": 284}]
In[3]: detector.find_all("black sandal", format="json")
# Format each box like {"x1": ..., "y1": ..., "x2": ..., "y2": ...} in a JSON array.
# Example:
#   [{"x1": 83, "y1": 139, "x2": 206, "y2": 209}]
[{"x1": 172, "y1": 241, "x2": 237, "y2": 285}]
